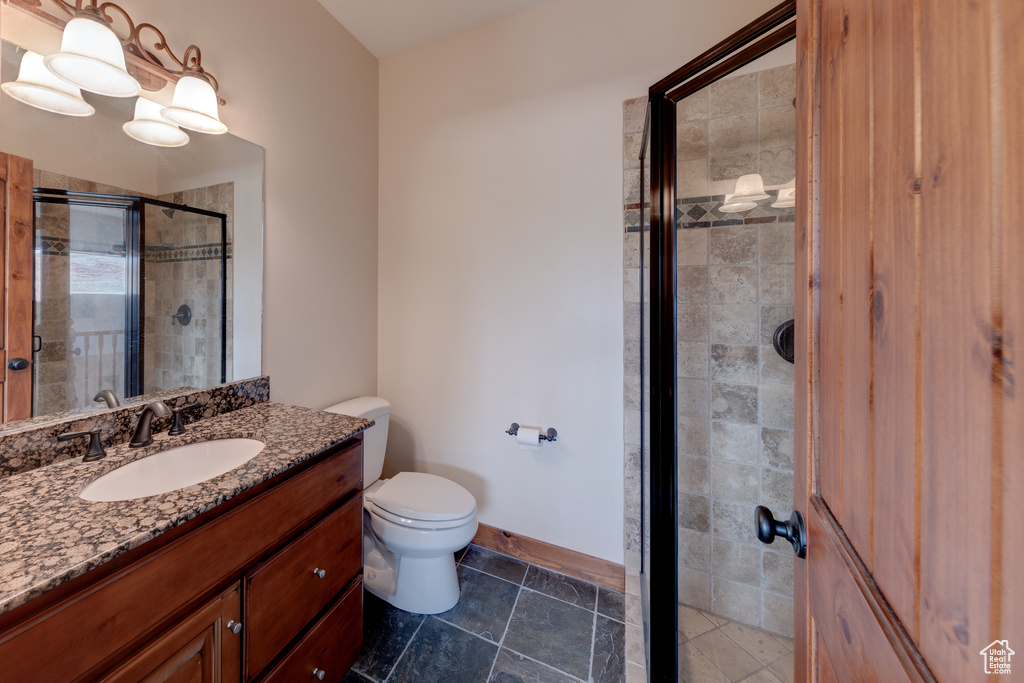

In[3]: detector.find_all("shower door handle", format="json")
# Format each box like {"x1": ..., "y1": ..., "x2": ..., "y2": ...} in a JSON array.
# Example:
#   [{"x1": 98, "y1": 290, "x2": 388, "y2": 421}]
[{"x1": 754, "y1": 505, "x2": 806, "y2": 558}]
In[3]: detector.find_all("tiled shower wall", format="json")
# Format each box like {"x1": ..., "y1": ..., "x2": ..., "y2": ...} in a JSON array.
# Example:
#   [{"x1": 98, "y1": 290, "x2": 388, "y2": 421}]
[
  {"x1": 622, "y1": 63, "x2": 797, "y2": 642},
  {"x1": 143, "y1": 183, "x2": 234, "y2": 393}
]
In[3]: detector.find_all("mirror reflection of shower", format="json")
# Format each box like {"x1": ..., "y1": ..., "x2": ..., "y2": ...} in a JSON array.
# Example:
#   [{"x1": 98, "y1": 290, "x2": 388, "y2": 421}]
[{"x1": 32, "y1": 176, "x2": 229, "y2": 416}]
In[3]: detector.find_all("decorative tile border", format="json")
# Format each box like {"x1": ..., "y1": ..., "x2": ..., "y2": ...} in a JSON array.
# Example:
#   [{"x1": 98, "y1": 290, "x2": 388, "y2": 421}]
[
  {"x1": 0, "y1": 376, "x2": 271, "y2": 478},
  {"x1": 623, "y1": 194, "x2": 795, "y2": 233},
  {"x1": 676, "y1": 193, "x2": 795, "y2": 229},
  {"x1": 36, "y1": 235, "x2": 125, "y2": 257},
  {"x1": 145, "y1": 242, "x2": 233, "y2": 263},
  {"x1": 35, "y1": 236, "x2": 234, "y2": 262}
]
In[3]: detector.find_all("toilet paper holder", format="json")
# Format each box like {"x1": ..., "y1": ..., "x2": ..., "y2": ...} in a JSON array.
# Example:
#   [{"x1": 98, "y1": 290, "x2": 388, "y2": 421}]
[{"x1": 505, "y1": 423, "x2": 557, "y2": 442}]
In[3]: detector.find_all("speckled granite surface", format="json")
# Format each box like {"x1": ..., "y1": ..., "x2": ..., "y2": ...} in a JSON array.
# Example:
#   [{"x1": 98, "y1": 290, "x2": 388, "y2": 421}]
[
  {"x1": 0, "y1": 401, "x2": 370, "y2": 616},
  {"x1": 0, "y1": 376, "x2": 271, "y2": 478}
]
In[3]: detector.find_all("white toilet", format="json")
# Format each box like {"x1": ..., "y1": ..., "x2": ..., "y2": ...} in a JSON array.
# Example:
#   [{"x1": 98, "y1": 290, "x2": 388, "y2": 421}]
[{"x1": 325, "y1": 397, "x2": 478, "y2": 614}]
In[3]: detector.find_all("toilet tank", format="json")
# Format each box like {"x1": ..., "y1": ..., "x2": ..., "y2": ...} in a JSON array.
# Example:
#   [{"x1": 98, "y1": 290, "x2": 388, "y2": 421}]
[{"x1": 324, "y1": 396, "x2": 390, "y2": 486}]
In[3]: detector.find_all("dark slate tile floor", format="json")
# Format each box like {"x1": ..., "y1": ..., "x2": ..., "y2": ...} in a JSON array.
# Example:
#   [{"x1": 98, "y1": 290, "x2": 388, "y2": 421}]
[{"x1": 347, "y1": 544, "x2": 626, "y2": 683}]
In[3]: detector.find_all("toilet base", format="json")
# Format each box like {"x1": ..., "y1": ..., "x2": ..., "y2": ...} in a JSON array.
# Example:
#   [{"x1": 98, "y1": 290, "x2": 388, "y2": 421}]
[{"x1": 365, "y1": 552, "x2": 461, "y2": 614}]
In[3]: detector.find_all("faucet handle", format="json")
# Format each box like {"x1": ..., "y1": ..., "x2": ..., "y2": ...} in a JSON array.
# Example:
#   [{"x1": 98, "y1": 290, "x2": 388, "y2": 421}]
[
  {"x1": 58, "y1": 427, "x2": 106, "y2": 462},
  {"x1": 168, "y1": 403, "x2": 203, "y2": 436}
]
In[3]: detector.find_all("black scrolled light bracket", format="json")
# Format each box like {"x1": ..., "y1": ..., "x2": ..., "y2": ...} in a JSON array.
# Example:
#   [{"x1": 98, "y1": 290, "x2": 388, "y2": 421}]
[{"x1": 754, "y1": 505, "x2": 807, "y2": 558}]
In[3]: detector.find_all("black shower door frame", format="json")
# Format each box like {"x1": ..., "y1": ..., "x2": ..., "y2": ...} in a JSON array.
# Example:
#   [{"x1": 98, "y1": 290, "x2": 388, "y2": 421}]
[
  {"x1": 641, "y1": 3, "x2": 797, "y2": 680},
  {"x1": 32, "y1": 189, "x2": 228, "y2": 404}
]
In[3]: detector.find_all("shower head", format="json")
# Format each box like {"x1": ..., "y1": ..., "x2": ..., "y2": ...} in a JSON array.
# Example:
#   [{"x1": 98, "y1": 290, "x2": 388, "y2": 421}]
[{"x1": 162, "y1": 208, "x2": 176, "y2": 218}]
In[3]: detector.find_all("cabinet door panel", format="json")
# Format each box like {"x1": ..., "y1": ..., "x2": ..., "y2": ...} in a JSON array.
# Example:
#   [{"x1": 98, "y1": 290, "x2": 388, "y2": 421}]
[
  {"x1": 245, "y1": 495, "x2": 362, "y2": 678},
  {"x1": 99, "y1": 583, "x2": 241, "y2": 683}
]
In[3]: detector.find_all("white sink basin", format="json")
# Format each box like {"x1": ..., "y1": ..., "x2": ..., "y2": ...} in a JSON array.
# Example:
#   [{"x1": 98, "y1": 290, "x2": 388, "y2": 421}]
[{"x1": 79, "y1": 438, "x2": 265, "y2": 502}]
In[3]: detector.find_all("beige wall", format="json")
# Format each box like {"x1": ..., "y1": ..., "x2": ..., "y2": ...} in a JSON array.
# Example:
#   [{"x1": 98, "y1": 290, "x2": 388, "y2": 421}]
[
  {"x1": 378, "y1": 0, "x2": 778, "y2": 565},
  {"x1": 149, "y1": 0, "x2": 380, "y2": 408}
]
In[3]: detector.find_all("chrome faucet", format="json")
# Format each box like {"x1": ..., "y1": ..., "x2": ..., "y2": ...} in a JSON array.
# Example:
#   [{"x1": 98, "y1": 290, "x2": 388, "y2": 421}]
[
  {"x1": 93, "y1": 389, "x2": 121, "y2": 408},
  {"x1": 129, "y1": 401, "x2": 171, "y2": 447}
]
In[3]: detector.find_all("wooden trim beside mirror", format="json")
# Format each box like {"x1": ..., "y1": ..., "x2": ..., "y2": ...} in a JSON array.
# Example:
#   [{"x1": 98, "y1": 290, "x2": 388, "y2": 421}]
[{"x1": 1, "y1": 151, "x2": 33, "y2": 423}]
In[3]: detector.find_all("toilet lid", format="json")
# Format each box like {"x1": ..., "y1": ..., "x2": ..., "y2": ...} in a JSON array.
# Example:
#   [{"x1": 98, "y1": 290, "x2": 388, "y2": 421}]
[{"x1": 370, "y1": 472, "x2": 477, "y2": 522}]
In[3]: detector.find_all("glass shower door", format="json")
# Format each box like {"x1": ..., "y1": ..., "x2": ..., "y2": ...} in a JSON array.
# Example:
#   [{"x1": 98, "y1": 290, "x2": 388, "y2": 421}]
[
  {"x1": 33, "y1": 196, "x2": 138, "y2": 415},
  {"x1": 141, "y1": 200, "x2": 228, "y2": 393}
]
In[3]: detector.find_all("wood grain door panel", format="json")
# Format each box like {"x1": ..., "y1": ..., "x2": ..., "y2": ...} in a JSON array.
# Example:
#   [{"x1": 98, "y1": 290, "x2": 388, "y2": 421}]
[
  {"x1": 0, "y1": 151, "x2": 34, "y2": 422},
  {"x1": 98, "y1": 583, "x2": 241, "y2": 683},
  {"x1": 796, "y1": 0, "x2": 1021, "y2": 680}
]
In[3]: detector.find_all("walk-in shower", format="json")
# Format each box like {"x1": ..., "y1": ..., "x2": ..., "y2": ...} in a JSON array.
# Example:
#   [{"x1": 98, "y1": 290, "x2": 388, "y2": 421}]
[{"x1": 624, "y1": 3, "x2": 798, "y2": 680}]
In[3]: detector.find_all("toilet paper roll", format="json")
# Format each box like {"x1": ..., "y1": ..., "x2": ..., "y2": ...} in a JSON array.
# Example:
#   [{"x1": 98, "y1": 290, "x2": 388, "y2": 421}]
[{"x1": 517, "y1": 427, "x2": 542, "y2": 451}]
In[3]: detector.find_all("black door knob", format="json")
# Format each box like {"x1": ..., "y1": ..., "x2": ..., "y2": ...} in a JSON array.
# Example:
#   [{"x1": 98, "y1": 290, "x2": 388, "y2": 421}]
[
  {"x1": 754, "y1": 505, "x2": 807, "y2": 558},
  {"x1": 7, "y1": 358, "x2": 29, "y2": 371}
]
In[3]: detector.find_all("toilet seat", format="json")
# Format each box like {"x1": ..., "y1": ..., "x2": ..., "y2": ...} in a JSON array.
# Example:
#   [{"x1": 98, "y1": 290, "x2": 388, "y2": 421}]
[
  {"x1": 366, "y1": 472, "x2": 477, "y2": 528},
  {"x1": 367, "y1": 501, "x2": 476, "y2": 530}
]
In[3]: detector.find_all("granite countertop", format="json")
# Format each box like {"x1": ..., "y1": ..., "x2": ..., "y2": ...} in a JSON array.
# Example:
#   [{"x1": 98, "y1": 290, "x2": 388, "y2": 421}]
[{"x1": 0, "y1": 402, "x2": 371, "y2": 616}]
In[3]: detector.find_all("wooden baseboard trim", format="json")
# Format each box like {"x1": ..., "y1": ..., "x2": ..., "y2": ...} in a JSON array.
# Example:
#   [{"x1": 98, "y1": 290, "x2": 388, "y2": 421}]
[{"x1": 472, "y1": 523, "x2": 625, "y2": 593}]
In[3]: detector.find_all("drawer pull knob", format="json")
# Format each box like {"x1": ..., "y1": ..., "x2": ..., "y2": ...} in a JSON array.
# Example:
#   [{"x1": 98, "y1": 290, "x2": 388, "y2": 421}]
[
  {"x1": 313, "y1": 568, "x2": 326, "y2": 579},
  {"x1": 313, "y1": 668, "x2": 326, "y2": 680},
  {"x1": 226, "y1": 620, "x2": 242, "y2": 635}
]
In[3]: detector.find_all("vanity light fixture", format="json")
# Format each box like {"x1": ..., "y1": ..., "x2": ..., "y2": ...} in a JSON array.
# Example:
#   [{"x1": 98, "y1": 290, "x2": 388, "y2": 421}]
[
  {"x1": 1, "y1": 50, "x2": 95, "y2": 116},
  {"x1": 123, "y1": 96, "x2": 189, "y2": 147},
  {"x1": 44, "y1": 5, "x2": 140, "y2": 98},
  {"x1": 0, "y1": 0, "x2": 228, "y2": 140},
  {"x1": 160, "y1": 53, "x2": 227, "y2": 135}
]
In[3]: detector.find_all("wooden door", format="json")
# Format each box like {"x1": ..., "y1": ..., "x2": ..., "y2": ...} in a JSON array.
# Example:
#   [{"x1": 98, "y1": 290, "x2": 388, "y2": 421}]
[
  {"x1": 794, "y1": 0, "x2": 1022, "y2": 681},
  {"x1": 98, "y1": 583, "x2": 242, "y2": 683},
  {"x1": 0, "y1": 151, "x2": 33, "y2": 422}
]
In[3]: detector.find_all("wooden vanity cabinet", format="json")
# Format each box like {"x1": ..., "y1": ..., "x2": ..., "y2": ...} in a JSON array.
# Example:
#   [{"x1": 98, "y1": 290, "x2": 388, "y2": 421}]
[
  {"x1": 244, "y1": 495, "x2": 362, "y2": 678},
  {"x1": 0, "y1": 437, "x2": 364, "y2": 683},
  {"x1": 98, "y1": 583, "x2": 242, "y2": 683}
]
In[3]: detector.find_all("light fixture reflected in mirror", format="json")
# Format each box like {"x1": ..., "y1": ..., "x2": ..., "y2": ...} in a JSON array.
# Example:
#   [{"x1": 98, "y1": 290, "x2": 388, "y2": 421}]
[
  {"x1": 771, "y1": 178, "x2": 796, "y2": 208},
  {"x1": 772, "y1": 187, "x2": 796, "y2": 208},
  {"x1": 719, "y1": 194, "x2": 759, "y2": 213},
  {"x1": 124, "y1": 96, "x2": 189, "y2": 147},
  {"x1": 1, "y1": 50, "x2": 95, "y2": 116},
  {"x1": 44, "y1": 11, "x2": 140, "y2": 98},
  {"x1": 730, "y1": 173, "x2": 770, "y2": 202}
]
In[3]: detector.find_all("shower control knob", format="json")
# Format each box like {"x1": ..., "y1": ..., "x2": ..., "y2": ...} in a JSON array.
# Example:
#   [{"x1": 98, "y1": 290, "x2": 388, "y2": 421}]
[
  {"x1": 313, "y1": 568, "x2": 326, "y2": 579},
  {"x1": 754, "y1": 505, "x2": 807, "y2": 558}
]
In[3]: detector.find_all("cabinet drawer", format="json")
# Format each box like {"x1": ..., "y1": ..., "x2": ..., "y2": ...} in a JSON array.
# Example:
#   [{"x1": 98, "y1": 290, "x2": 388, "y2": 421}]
[
  {"x1": 261, "y1": 580, "x2": 362, "y2": 683},
  {"x1": 245, "y1": 495, "x2": 362, "y2": 677}
]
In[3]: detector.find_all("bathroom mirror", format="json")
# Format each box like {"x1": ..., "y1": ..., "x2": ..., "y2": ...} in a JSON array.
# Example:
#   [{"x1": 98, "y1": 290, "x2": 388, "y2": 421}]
[{"x1": 0, "y1": 36, "x2": 264, "y2": 423}]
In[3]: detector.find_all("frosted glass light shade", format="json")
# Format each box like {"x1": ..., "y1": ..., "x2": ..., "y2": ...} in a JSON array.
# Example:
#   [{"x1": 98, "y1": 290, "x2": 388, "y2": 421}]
[
  {"x1": 771, "y1": 187, "x2": 796, "y2": 208},
  {"x1": 161, "y1": 74, "x2": 227, "y2": 134},
  {"x1": 44, "y1": 16, "x2": 140, "y2": 98},
  {"x1": 124, "y1": 97, "x2": 189, "y2": 147},
  {"x1": 719, "y1": 193, "x2": 758, "y2": 213},
  {"x1": 1, "y1": 51, "x2": 95, "y2": 116},
  {"x1": 731, "y1": 173, "x2": 770, "y2": 202}
]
